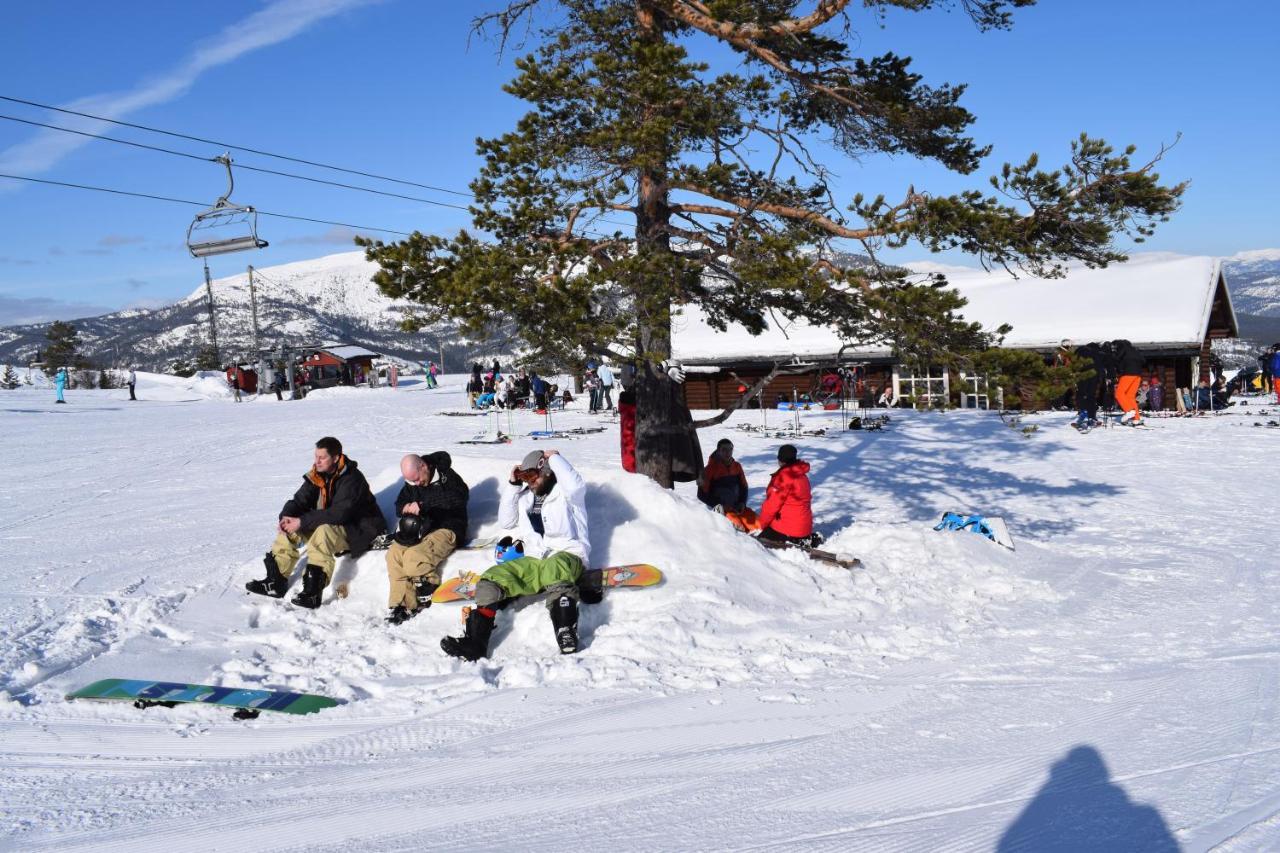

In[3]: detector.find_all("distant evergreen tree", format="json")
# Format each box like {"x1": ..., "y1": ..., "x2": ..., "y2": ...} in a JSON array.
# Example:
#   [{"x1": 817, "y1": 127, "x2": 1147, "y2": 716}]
[
  {"x1": 169, "y1": 360, "x2": 196, "y2": 378},
  {"x1": 97, "y1": 369, "x2": 117, "y2": 390},
  {"x1": 43, "y1": 321, "x2": 85, "y2": 376},
  {"x1": 1, "y1": 365, "x2": 19, "y2": 390},
  {"x1": 361, "y1": 0, "x2": 1185, "y2": 486},
  {"x1": 194, "y1": 345, "x2": 221, "y2": 371}
]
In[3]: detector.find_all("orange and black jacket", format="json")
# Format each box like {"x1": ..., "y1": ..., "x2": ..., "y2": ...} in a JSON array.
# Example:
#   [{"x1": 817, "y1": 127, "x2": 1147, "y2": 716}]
[
  {"x1": 280, "y1": 455, "x2": 387, "y2": 553},
  {"x1": 699, "y1": 456, "x2": 748, "y2": 509}
]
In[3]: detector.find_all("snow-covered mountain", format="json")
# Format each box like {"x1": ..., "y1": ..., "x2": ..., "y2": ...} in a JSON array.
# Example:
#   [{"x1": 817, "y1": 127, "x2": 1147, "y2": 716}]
[
  {"x1": 0, "y1": 252, "x2": 473, "y2": 371},
  {"x1": 1223, "y1": 249, "x2": 1280, "y2": 316}
]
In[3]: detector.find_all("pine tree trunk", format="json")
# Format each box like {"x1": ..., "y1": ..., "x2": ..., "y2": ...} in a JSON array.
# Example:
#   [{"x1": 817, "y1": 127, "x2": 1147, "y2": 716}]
[{"x1": 631, "y1": 0, "x2": 678, "y2": 489}]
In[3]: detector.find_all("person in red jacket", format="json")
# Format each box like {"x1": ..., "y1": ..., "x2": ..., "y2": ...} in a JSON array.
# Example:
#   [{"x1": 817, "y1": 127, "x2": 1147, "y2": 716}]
[{"x1": 755, "y1": 444, "x2": 813, "y2": 544}]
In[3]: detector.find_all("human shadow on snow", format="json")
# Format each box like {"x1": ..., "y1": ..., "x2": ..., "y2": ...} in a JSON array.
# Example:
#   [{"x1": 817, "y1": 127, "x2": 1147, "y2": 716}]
[
  {"x1": 998, "y1": 745, "x2": 1179, "y2": 852},
  {"x1": 730, "y1": 414, "x2": 1119, "y2": 540}
]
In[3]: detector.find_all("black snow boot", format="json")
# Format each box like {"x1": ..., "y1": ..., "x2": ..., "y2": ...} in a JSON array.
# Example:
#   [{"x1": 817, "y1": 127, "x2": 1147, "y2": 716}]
[
  {"x1": 550, "y1": 594, "x2": 579, "y2": 655},
  {"x1": 413, "y1": 577, "x2": 439, "y2": 607},
  {"x1": 290, "y1": 565, "x2": 326, "y2": 609},
  {"x1": 385, "y1": 605, "x2": 421, "y2": 626},
  {"x1": 440, "y1": 607, "x2": 495, "y2": 661},
  {"x1": 245, "y1": 553, "x2": 289, "y2": 598}
]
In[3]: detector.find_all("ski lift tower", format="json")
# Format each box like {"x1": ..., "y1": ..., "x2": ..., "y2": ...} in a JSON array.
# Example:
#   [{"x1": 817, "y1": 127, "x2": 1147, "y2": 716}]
[{"x1": 186, "y1": 154, "x2": 268, "y2": 366}]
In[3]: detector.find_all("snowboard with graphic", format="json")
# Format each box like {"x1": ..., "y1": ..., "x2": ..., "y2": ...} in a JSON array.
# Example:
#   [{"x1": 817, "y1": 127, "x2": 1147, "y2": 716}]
[
  {"x1": 432, "y1": 564, "x2": 664, "y2": 603},
  {"x1": 66, "y1": 678, "x2": 338, "y2": 718}
]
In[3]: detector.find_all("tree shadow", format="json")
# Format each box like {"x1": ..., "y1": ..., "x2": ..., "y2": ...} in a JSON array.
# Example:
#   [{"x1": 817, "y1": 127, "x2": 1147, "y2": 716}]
[
  {"x1": 998, "y1": 745, "x2": 1179, "y2": 852},
  {"x1": 730, "y1": 415, "x2": 1120, "y2": 540}
]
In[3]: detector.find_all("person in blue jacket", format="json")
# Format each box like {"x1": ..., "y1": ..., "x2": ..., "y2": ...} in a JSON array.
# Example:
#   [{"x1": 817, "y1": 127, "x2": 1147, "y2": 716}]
[{"x1": 54, "y1": 367, "x2": 67, "y2": 404}]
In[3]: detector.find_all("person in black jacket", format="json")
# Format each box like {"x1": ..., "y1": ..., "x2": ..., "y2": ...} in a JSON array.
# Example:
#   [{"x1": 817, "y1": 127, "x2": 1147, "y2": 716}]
[
  {"x1": 246, "y1": 436, "x2": 387, "y2": 609},
  {"x1": 1072, "y1": 343, "x2": 1105, "y2": 430},
  {"x1": 385, "y1": 451, "x2": 469, "y2": 624}
]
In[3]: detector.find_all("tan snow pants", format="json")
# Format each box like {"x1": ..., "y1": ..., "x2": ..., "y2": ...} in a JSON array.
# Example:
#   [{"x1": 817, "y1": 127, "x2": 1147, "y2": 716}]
[
  {"x1": 386, "y1": 529, "x2": 457, "y2": 609},
  {"x1": 271, "y1": 524, "x2": 348, "y2": 585}
]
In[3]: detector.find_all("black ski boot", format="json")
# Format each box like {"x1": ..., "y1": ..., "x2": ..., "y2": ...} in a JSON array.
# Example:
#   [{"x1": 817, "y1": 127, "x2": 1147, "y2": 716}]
[
  {"x1": 550, "y1": 594, "x2": 579, "y2": 654},
  {"x1": 413, "y1": 577, "x2": 439, "y2": 607},
  {"x1": 290, "y1": 565, "x2": 326, "y2": 609},
  {"x1": 440, "y1": 607, "x2": 495, "y2": 661},
  {"x1": 245, "y1": 553, "x2": 288, "y2": 598},
  {"x1": 386, "y1": 605, "x2": 420, "y2": 626}
]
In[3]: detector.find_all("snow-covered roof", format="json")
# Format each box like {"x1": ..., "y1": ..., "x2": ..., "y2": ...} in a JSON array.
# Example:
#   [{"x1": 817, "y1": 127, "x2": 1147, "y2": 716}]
[
  {"x1": 673, "y1": 254, "x2": 1234, "y2": 363},
  {"x1": 319, "y1": 344, "x2": 379, "y2": 360}
]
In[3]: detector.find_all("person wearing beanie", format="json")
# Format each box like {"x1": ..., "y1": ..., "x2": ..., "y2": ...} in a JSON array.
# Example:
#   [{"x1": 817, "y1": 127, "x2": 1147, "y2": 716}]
[{"x1": 755, "y1": 444, "x2": 814, "y2": 544}]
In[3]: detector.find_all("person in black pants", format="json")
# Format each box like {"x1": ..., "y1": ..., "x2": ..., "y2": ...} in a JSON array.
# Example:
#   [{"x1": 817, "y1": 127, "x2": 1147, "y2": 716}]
[{"x1": 1073, "y1": 343, "x2": 1105, "y2": 430}]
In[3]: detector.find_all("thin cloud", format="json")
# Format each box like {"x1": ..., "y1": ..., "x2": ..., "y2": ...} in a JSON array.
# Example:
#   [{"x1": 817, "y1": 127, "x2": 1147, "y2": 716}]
[
  {"x1": 278, "y1": 225, "x2": 365, "y2": 246},
  {"x1": 0, "y1": 294, "x2": 114, "y2": 326},
  {"x1": 0, "y1": 0, "x2": 381, "y2": 179},
  {"x1": 125, "y1": 278, "x2": 149, "y2": 290},
  {"x1": 0, "y1": 256, "x2": 37, "y2": 266},
  {"x1": 99, "y1": 234, "x2": 147, "y2": 247}
]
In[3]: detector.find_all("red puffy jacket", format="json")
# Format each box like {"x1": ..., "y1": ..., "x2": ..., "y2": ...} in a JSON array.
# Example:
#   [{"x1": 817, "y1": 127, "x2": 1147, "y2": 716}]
[{"x1": 757, "y1": 460, "x2": 812, "y2": 538}]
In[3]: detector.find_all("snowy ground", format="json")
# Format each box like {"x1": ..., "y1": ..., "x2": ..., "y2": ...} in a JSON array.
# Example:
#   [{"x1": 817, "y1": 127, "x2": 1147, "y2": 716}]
[{"x1": 2, "y1": 374, "x2": 1279, "y2": 851}]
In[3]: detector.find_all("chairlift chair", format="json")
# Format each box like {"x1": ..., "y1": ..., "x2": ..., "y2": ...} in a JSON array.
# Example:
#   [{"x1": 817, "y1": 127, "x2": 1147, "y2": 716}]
[{"x1": 186, "y1": 154, "x2": 268, "y2": 258}]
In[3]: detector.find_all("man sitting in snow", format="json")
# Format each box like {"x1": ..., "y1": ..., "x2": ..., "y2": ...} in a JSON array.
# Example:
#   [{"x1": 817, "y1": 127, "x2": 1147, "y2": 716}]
[
  {"x1": 441, "y1": 449, "x2": 591, "y2": 661},
  {"x1": 698, "y1": 438, "x2": 755, "y2": 530},
  {"x1": 245, "y1": 436, "x2": 387, "y2": 609},
  {"x1": 385, "y1": 452, "x2": 469, "y2": 625},
  {"x1": 751, "y1": 444, "x2": 816, "y2": 546}
]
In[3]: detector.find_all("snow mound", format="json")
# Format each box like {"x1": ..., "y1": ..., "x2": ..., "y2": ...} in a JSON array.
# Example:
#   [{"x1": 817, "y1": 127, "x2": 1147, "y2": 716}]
[{"x1": 74, "y1": 459, "x2": 1056, "y2": 721}]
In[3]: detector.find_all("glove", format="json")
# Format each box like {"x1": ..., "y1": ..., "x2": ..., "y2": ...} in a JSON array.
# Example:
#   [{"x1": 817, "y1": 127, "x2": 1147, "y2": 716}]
[{"x1": 660, "y1": 360, "x2": 686, "y2": 384}]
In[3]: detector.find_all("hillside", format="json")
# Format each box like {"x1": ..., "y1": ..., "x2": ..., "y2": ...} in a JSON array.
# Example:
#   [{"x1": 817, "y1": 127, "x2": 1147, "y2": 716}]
[{"x1": 0, "y1": 252, "x2": 478, "y2": 371}]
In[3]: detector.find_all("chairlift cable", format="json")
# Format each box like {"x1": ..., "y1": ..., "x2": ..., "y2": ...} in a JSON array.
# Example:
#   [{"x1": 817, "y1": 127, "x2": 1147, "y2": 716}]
[
  {"x1": 0, "y1": 93, "x2": 473, "y2": 198},
  {"x1": 0, "y1": 172, "x2": 413, "y2": 236},
  {"x1": 0, "y1": 96, "x2": 641, "y2": 232},
  {"x1": 0, "y1": 113, "x2": 473, "y2": 213}
]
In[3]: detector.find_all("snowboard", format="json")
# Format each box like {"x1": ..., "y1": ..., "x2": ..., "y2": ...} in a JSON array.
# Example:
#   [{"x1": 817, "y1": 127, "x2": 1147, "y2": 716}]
[
  {"x1": 757, "y1": 537, "x2": 862, "y2": 569},
  {"x1": 66, "y1": 678, "x2": 338, "y2": 719},
  {"x1": 369, "y1": 533, "x2": 503, "y2": 552},
  {"x1": 934, "y1": 512, "x2": 1015, "y2": 550},
  {"x1": 432, "y1": 565, "x2": 664, "y2": 603}
]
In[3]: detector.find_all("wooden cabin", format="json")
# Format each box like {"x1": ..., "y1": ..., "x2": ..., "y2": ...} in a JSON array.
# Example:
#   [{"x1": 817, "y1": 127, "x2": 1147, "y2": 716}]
[
  {"x1": 296, "y1": 344, "x2": 379, "y2": 389},
  {"x1": 673, "y1": 255, "x2": 1238, "y2": 411}
]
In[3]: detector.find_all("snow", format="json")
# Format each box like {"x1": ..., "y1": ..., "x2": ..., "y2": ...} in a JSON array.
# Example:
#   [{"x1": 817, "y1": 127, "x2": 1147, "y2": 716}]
[
  {"x1": 674, "y1": 253, "x2": 1228, "y2": 361},
  {"x1": 3, "y1": 376, "x2": 1280, "y2": 849}
]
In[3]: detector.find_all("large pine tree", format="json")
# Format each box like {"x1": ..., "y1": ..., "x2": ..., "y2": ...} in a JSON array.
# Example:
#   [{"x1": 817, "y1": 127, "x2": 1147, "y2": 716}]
[{"x1": 360, "y1": 0, "x2": 1184, "y2": 486}]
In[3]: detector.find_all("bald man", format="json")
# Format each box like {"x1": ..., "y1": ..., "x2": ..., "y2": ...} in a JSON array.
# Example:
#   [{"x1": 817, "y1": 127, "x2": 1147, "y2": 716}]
[{"x1": 386, "y1": 451, "x2": 470, "y2": 624}]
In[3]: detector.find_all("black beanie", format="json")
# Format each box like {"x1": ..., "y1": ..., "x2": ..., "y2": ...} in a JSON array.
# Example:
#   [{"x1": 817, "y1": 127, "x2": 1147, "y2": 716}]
[{"x1": 777, "y1": 444, "x2": 797, "y2": 464}]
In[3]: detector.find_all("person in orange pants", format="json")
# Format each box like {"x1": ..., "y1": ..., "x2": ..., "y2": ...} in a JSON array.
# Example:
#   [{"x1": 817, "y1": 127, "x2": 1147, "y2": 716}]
[{"x1": 1112, "y1": 339, "x2": 1144, "y2": 425}]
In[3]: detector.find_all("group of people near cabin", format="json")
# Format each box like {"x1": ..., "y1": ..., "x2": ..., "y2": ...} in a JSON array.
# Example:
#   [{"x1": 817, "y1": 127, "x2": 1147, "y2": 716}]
[
  {"x1": 1067, "y1": 338, "x2": 1235, "y2": 430},
  {"x1": 244, "y1": 430, "x2": 817, "y2": 661},
  {"x1": 467, "y1": 361, "x2": 574, "y2": 412}
]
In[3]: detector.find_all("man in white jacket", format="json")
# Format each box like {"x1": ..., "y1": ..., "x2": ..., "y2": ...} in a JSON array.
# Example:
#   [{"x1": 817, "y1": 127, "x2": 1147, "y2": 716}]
[{"x1": 441, "y1": 449, "x2": 591, "y2": 660}]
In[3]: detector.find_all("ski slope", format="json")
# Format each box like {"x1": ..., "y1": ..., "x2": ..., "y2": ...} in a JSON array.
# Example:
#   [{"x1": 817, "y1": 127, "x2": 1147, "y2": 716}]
[{"x1": 2, "y1": 375, "x2": 1278, "y2": 850}]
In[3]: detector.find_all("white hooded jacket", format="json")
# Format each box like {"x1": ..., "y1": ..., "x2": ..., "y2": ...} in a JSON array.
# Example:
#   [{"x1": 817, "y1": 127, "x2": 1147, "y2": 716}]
[{"x1": 498, "y1": 454, "x2": 590, "y2": 564}]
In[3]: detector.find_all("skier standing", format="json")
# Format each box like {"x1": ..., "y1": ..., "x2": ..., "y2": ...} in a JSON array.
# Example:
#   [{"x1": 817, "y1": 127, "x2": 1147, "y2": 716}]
[
  {"x1": 1270, "y1": 345, "x2": 1280, "y2": 404},
  {"x1": 54, "y1": 366, "x2": 67, "y2": 404},
  {"x1": 597, "y1": 362, "x2": 615, "y2": 412},
  {"x1": 441, "y1": 449, "x2": 589, "y2": 660},
  {"x1": 245, "y1": 437, "x2": 387, "y2": 608},
  {"x1": 127, "y1": 368, "x2": 137, "y2": 401},
  {"x1": 1072, "y1": 343, "x2": 1105, "y2": 430},
  {"x1": 386, "y1": 452, "x2": 468, "y2": 625},
  {"x1": 1112, "y1": 339, "x2": 1145, "y2": 425}
]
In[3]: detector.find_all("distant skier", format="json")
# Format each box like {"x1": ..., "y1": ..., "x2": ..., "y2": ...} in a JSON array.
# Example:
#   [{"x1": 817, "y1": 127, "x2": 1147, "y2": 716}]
[
  {"x1": 228, "y1": 370, "x2": 242, "y2": 403},
  {"x1": 1112, "y1": 339, "x2": 1145, "y2": 425},
  {"x1": 386, "y1": 452, "x2": 468, "y2": 625},
  {"x1": 1072, "y1": 342, "x2": 1106, "y2": 431},
  {"x1": 127, "y1": 367, "x2": 137, "y2": 401},
  {"x1": 597, "y1": 362, "x2": 615, "y2": 411},
  {"x1": 531, "y1": 372, "x2": 550, "y2": 412},
  {"x1": 1271, "y1": 345, "x2": 1280, "y2": 404},
  {"x1": 441, "y1": 449, "x2": 589, "y2": 660},
  {"x1": 427, "y1": 361, "x2": 439, "y2": 388},
  {"x1": 245, "y1": 436, "x2": 387, "y2": 609},
  {"x1": 54, "y1": 366, "x2": 67, "y2": 404},
  {"x1": 752, "y1": 444, "x2": 815, "y2": 545}
]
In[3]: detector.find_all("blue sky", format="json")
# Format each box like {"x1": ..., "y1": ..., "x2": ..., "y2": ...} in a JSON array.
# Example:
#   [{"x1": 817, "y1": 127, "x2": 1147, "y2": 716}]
[{"x1": 1, "y1": 0, "x2": 1276, "y2": 325}]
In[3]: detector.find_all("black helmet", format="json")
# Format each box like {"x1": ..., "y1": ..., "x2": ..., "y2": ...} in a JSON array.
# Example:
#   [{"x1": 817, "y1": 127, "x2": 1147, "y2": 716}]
[{"x1": 394, "y1": 514, "x2": 426, "y2": 546}]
